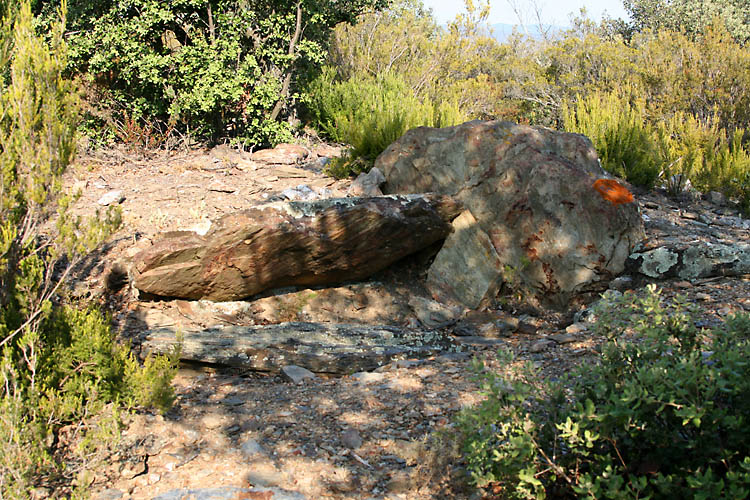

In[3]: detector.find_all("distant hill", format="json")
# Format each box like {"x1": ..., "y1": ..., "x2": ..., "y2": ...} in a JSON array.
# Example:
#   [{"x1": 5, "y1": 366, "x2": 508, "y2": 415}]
[{"x1": 490, "y1": 22, "x2": 567, "y2": 41}]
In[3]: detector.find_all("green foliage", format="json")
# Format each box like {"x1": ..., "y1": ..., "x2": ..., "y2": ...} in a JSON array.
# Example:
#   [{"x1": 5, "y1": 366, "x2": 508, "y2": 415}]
[
  {"x1": 623, "y1": 0, "x2": 750, "y2": 44},
  {"x1": 457, "y1": 285, "x2": 750, "y2": 499},
  {"x1": 0, "y1": 2, "x2": 179, "y2": 494},
  {"x1": 562, "y1": 90, "x2": 660, "y2": 187},
  {"x1": 34, "y1": 0, "x2": 384, "y2": 146},
  {"x1": 306, "y1": 68, "x2": 465, "y2": 177}
]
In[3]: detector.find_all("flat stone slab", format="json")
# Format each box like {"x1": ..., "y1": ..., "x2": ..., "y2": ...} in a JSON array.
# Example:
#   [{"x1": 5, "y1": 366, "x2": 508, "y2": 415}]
[
  {"x1": 141, "y1": 322, "x2": 453, "y2": 374},
  {"x1": 628, "y1": 242, "x2": 750, "y2": 279}
]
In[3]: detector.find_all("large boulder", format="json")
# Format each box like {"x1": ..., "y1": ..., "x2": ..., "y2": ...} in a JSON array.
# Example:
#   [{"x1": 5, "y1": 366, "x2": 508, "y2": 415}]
[
  {"x1": 376, "y1": 120, "x2": 645, "y2": 307},
  {"x1": 132, "y1": 195, "x2": 461, "y2": 301}
]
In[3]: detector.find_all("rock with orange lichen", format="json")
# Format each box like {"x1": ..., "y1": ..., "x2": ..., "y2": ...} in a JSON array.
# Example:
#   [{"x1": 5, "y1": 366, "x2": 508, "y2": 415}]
[{"x1": 377, "y1": 120, "x2": 645, "y2": 308}]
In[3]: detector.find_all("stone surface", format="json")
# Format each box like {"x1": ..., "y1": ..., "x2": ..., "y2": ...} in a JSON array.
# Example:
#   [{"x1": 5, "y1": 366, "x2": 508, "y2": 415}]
[
  {"x1": 408, "y1": 296, "x2": 461, "y2": 328},
  {"x1": 154, "y1": 487, "x2": 307, "y2": 500},
  {"x1": 426, "y1": 210, "x2": 504, "y2": 309},
  {"x1": 133, "y1": 195, "x2": 461, "y2": 301},
  {"x1": 377, "y1": 120, "x2": 644, "y2": 307},
  {"x1": 97, "y1": 190, "x2": 124, "y2": 206},
  {"x1": 347, "y1": 167, "x2": 386, "y2": 197},
  {"x1": 251, "y1": 143, "x2": 309, "y2": 164},
  {"x1": 281, "y1": 365, "x2": 317, "y2": 384},
  {"x1": 240, "y1": 438, "x2": 266, "y2": 458},
  {"x1": 141, "y1": 322, "x2": 452, "y2": 373},
  {"x1": 628, "y1": 242, "x2": 750, "y2": 279},
  {"x1": 341, "y1": 428, "x2": 363, "y2": 449}
]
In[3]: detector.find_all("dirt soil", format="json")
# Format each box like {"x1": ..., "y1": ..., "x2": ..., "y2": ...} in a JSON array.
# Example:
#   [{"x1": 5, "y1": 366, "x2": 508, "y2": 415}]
[{"x1": 50, "y1": 143, "x2": 750, "y2": 500}]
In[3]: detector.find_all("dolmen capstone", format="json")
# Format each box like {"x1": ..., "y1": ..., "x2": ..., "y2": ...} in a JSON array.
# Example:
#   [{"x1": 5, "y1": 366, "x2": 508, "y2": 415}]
[
  {"x1": 375, "y1": 120, "x2": 645, "y2": 308},
  {"x1": 132, "y1": 194, "x2": 461, "y2": 301}
]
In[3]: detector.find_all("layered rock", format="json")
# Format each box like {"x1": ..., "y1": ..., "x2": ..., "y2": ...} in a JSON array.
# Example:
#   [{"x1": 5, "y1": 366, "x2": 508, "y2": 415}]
[
  {"x1": 376, "y1": 120, "x2": 645, "y2": 307},
  {"x1": 142, "y1": 322, "x2": 451, "y2": 373},
  {"x1": 628, "y1": 242, "x2": 750, "y2": 280},
  {"x1": 132, "y1": 195, "x2": 461, "y2": 301}
]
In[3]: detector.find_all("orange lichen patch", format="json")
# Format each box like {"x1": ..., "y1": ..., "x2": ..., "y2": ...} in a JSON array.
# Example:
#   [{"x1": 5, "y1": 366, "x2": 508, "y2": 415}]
[{"x1": 593, "y1": 178, "x2": 634, "y2": 205}]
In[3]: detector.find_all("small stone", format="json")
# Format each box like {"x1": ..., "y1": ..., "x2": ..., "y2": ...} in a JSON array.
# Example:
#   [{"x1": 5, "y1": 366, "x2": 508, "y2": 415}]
[
  {"x1": 31, "y1": 488, "x2": 52, "y2": 500},
  {"x1": 696, "y1": 292, "x2": 711, "y2": 301},
  {"x1": 120, "y1": 458, "x2": 147, "y2": 479},
  {"x1": 92, "y1": 489, "x2": 123, "y2": 500},
  {"x1": 609, "y1": 276, "x2": 634, "y2": 291},
  {"x1": 240, "y1": 438, "x2": 266, "y2": 458},
  {"x1": 530, "y1": 339, "x2": 555, "y2": 353},
  {"x1": 454, "y1": 336, "x2": 505, "y2": 347},
  {"x1": 673, "y1": 280, "x2": 693, "y2": 289},
  {"x1": 351, "y1": 372, "x2": 386, "y2": 384},
  {"x1": 718, "y1": 307, "x2": 732, "y2": 316},
  {"x1": 182, "y1": 429, "x2": 201, "y2": 445},
  {"x1": 341, "y1": 428, "x2": 363, "y2": 449},
  {"x1": 222, "y1": 397, "x2": 244, "y2": 406},
  {"x1": 97, "y1": 190, "x2": 124, "y2": 206},
  {"x1": 705, "y1": 191, "x2": 726, "y2": 205},
  {"x1": 148, "y1": 473, "x2": 161, "y2": 484},
  {"x1": 565, "y1": 323, "x2": 587, "y2": 334},
  {"x1": 201, "y1": 414, "x2": 226, "y2": 429},
  {"x1": 347, "y1": 167, "x2": 386, "y2": 197},
  {"x1": 550, "y1": 333, "x2": 576, "y2": 344},
  {"x1": 246, "y1": 470, "x2": 286, "y2": 488},
  {"x1": 385, "y1": 471, "x2": 411, "y2": 493},
  {"x1": 281, "y1": 365, "x2": 317, "y2": 384}
]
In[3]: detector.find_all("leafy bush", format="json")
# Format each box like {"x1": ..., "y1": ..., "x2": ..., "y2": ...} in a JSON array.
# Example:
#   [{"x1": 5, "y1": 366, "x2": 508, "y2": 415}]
[
  {"x1": 458, "y1": 285, "x2": 750, "y2": 499},
  {"x1": 305, "y1": 68, "x2": 465, "y2": 177},
  {"x1": 562, "y1": 90, "x2": 660, "y2": 188},
  {"x1": 0, "y1": 2, "x2": 179, "y2": 495},
  {"x1": 33, "y1": 0, "x2": 384, "y2": 146}
]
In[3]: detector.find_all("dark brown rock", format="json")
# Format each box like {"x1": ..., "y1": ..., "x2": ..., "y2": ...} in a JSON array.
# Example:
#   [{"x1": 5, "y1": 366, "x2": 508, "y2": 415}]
[
  {"x1": 132, "y1": 195, "x2": 461, "y2": 301},
  {"x1": 377, "y1": 120, "x2": 645, "y2": 307}
]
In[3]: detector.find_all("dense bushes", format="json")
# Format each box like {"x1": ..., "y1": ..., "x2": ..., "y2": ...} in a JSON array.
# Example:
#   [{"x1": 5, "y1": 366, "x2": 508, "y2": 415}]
[
  {"x1": 457, "y1": 285, "x2": 750, "y2": 499},
  {"x1": 33, "y1": 0, "x2": 384, "y2": 146},
  {"x1": 305, "y1": 68, "x2": 465, "y2": 177},
  {"x1": 0, "y1": 2, "x2": 178, "y2": 495}
]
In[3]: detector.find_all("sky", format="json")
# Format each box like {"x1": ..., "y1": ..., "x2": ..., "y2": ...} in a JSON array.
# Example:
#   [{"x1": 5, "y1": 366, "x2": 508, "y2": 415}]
[{"x1": 419, "y1": 0, "x2": 629, "y2": 28}]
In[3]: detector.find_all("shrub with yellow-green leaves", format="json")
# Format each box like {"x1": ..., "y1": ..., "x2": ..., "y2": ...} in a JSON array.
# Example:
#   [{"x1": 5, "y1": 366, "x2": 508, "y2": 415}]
[{"x1": 0, "y1": 2, "x2": 179, "y2": 495}]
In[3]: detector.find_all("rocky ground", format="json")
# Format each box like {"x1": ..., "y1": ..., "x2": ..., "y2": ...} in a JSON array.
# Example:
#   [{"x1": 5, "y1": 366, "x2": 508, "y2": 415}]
[{"x1": 49, "y1": 142, "x2": 750, "y2": 500}]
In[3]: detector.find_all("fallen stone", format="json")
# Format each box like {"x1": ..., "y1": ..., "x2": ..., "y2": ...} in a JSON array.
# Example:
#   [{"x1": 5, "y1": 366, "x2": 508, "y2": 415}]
[
  {"x1": 347, "y1": 167, "x2": 385, "y2": 197},
  {"x1": 378, "y1": 120, "x2": 644, "y2": 308},
  {"x1": 550, "y1": 333, "x2": 577, "y2": 344},
  {"x1": 530, "y1": 339, "x2": 555, "y2": 353},
  {"x1": 408, "y1": 296, "x2": 461, "y2": 328},
  {"x1": 627, "y1": 242, "x2": 750, "y2": 280},
  {"x1": 240, "y1": 438, "x2": 266, "y2": 458},
  {"x1": 281, "y1": 365, "x2": 317, "y2": 384},
  {"x1": 609, "y1": 275, "x2": 634, "y2": 291},
  {"x1": 341, "y1": 428, "x2": 363, "y2": 449},
  {"x1": 351, "y1": 372, "x2": 386, "y2": 384},
  {"x1": 251, "y1": 143, "x2": 308, "y2": 164},
  {"x1": 565, "y1": 323, "x2": 587, "y2": 334},
  {"x1": 141, "y1": 322, "x2": 451, "y2": 374},
  {"x1": 97, "y1": 190, "x2": 124, "y2": 206},
  {"x1": 281, "y1": 184, "x2": 318, "y2": 201},
  {"x1": 454, "y1": 336, "x2": 506, "y2": 348},
  {"x1": 705, "y1": 191, "x2": 726, "y2": 205},
  {"x1": 92, "y1": 489, "x2": 123, "y2": 500},
  {"x1": 426, "y1": 210, "x2": 504, "y2": 309},
  {"x1": 154, "y1": 487, "x2": 307, "y2": 500},
  {"x1": 133, "y1": 194, "x2": 461, "y2": 301}
]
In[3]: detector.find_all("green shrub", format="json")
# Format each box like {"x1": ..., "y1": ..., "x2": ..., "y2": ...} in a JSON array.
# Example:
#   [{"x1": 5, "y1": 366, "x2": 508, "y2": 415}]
[
  {"x1": 0, "y1": 2, "x2": 179, "y2": 495},
  {"x1": 33, "y1": 0, "x2": 384, "y2": 146},
  {"x1": 562, "y1": 90, "x2": 661, "y2": 188},
  {"x1": 306, "y1": 68, "x2": 466, "y2": 177},
  {"x1": 458, "y1": 285, "x2": 750, "y2": 499}
]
